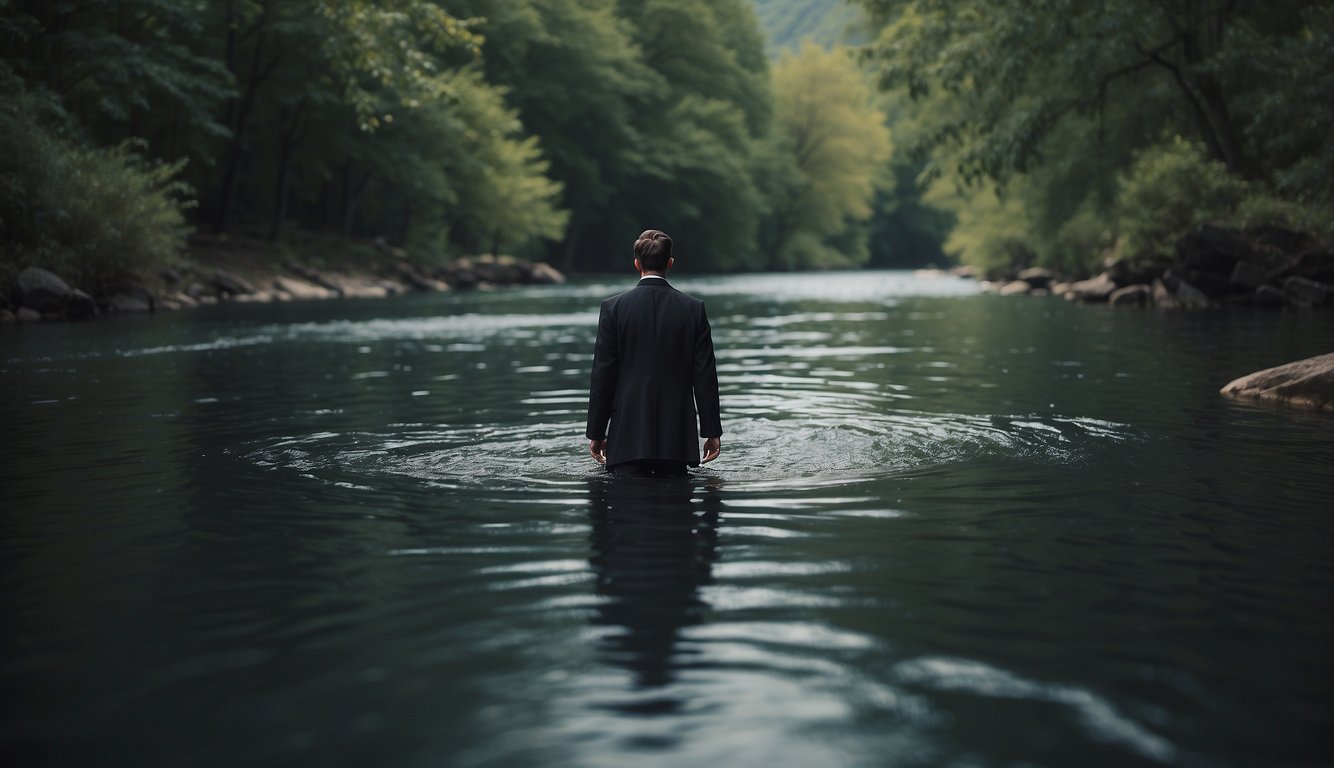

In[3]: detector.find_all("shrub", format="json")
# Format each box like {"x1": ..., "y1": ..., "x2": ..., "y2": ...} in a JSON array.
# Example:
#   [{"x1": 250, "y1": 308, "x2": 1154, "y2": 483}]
[{"x1": 0, "y1": 91, "x2": 192, "y2": 291}]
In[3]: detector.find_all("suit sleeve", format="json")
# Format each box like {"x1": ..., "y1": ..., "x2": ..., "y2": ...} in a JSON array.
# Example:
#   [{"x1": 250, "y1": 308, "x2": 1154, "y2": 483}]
[
  {"x1": 585, "y1": 300, "x2": 619, "y2": 440},
  {"x1": 692, "y1": 302, "x2": 722, "y2": 438}
]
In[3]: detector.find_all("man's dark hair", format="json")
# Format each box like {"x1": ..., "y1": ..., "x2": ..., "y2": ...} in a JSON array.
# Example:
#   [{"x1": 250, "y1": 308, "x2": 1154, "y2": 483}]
[{"x1": 634, "y1": 229, "x2": 673, "y2": 271}]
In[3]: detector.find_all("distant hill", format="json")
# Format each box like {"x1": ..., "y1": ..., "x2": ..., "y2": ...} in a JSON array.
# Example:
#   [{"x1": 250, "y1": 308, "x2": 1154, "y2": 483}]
[{"x1": 747, "y1": 0, "x2": 868, "y2": 57}]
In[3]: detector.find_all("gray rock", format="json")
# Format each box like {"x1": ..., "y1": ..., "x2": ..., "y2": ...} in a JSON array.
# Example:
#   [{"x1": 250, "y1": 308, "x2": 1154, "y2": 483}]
[
  {"x1": 1182, "y1": 268, "x2": 1234, "y2": 297},
  {"x1": 185, "y1": 281, "x2": 212, "y2": 299},
  {"x1": 1294, "y1": 249, "x2": 1334, "y2": 283},
  {"x1": 1151, "y1": 278, "x2": 1179, "y2": 309},
  {"x1": 1175, "y1": 279, "x2": 1211, "y2": 309},
  {"x1": 273, "y1": 275, "x2": 337, "y2": 300},
  {"x1": 1254, "y1": 285, "x2": 1286, "y2": 307},
  {"x1": 108, "y1": 293, "x2": 153, "y2": 313},
  {"x1": 998, "y1": 280, "x2": 1032, "y2": 296},
  {"x1": 1221, "y1": 352, "x2": 1334, "y2": 411},
  {"x1": 1247, "y1": 224, "x2": 1314, "y2": 255},
  {"x1": 527, "y1": 262, "x2": 566, "y2": 285},
  {"x1": 213, "y1": 269, "x2": 254, "y2": 296},
  {"x1": 159, "y1": 266, "x2": 183, "y2": 284},
  {"x1": 17, "y1": 267, "x2": 71, "y2": 312},
  {"x1": 1177, "y1": 224, "x2": 1253, "y2": 275},
  {"x1": 1109, "y1": 284, "x2": 1151, "y2": 307},
  {"x1": 1065, "y1": 272, "x2": 1117, "y2": 302},
  {"x1": 1, "y1": 308, "x2": 16, "y2": 323},
  {"x1": 1229, "y1": 260, "x2": 1267, "y2": 290},
  {"x1": 16, "y1": 307, "x2": 42, "y2": 322},
  {"x1": 66, "y1": 289, "x2": 97, "y2": 320},
  {"x1": 231, "y1": 290, "x2": 275, "y2": 303},
  {"x1": 1016, "y1": 267, "x2": 1054, "y2": 289},
  {"x1": 1283, "y1": 275, "x2": 1329, "y2": 306}
]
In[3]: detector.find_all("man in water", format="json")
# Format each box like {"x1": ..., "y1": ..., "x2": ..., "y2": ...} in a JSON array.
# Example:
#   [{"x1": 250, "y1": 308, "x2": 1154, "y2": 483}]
[{"x1": 586, "y1": 229, "x2": 722, "y2": 476}]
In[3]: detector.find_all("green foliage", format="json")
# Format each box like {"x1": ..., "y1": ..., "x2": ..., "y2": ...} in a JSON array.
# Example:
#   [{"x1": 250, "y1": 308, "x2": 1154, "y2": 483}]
[
  {"x1": 858, "y1": 0, "x2": 1334, "y2": 274},
  {"x1": 0, "y1": 85, "x2": 191, "y2": 287},
  {"x1": 768, "y1": 43, "x2": 893, "y2": 268},
  {"x1": 1113, "y1": 137, "x2": 1319, "y2": 261},
  {"x1": 1113, "y1": 138, "x2": 1248, "y2": 260}
]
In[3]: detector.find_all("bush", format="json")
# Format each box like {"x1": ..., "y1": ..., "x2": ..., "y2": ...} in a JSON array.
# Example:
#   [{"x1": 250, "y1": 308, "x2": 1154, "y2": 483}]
[
  {"x1": 1113, "y1": 137, "x2": 1267, "y2": 261},
  {"x1": 0, "y1": 92, "x2": 192, "y2": 291}
]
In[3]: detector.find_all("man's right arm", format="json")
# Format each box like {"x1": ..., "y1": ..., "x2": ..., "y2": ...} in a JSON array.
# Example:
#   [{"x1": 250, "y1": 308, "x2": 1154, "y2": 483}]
[
  {"x1": 692, "y1": 301, "x2": 722, "y2": 440},
  {"x1": 586, "y1": 301, "x2": 618, "y2": 442}
]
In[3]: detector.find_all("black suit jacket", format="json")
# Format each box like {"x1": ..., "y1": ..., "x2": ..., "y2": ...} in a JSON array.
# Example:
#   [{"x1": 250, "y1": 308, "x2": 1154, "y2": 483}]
[{"x1": 586, "y1": 277, "x2": 722, "y2": 467}]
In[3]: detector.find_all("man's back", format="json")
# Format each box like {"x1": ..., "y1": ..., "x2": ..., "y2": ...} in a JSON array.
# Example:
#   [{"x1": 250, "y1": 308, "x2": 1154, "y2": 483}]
[{"x1": 586, "y1": 277, "x2": 721, "y2": 469}]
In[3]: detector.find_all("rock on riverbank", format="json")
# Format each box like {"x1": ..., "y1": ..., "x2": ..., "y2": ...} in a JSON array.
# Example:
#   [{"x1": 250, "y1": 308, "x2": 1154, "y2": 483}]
[
  {"x1": 990, "y1": 224, "x2": 1332, "y2": 310},
  {"x1": 1220, "y1": 353, "x2": 1334, "y2": 412},
  {"x1": 2, "y1": 253, "x2": 566, "y2": 324}
]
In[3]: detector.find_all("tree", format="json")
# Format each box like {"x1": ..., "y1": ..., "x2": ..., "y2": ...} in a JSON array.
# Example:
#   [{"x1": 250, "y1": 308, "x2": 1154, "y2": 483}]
[
  {"x1": 767, "y1": 43, "x2": 892, "y2": 268},
  {"x1": 857, "y1": 0, "x2": 1333, "y2": 272}
]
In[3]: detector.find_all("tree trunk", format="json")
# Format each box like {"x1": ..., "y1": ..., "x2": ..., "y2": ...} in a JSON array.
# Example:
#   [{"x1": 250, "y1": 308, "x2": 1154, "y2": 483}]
[
  {"x1": 267, "y1": 103, "x2": 306, "y2": 242},
  {"x1": 395, "y1": 201, "x2": 414, "y2": 247}
]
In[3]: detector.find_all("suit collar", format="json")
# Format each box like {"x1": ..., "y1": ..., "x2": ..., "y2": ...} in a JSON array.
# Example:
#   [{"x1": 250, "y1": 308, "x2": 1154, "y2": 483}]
[{"x1": 637, "y1": 276, "x2": 670, "y2": 287}]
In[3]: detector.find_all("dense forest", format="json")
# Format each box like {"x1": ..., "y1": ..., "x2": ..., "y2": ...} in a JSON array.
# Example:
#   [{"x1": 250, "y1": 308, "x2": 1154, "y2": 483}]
[
  {"x1": 859, "y1": 0, "x2": 1334, "y2": 276},
  {"x1": 1, "y1": 0, "x2": 1328, "y2": 293},
  {"x1": 0, "y1": 0, "x2": 908, "y2": 290}
]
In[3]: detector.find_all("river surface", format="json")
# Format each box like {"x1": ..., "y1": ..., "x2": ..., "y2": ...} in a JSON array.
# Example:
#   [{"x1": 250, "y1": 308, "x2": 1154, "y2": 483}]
[{"x1": 2, "y1": 271, "x2": 1332, "y2": 767}]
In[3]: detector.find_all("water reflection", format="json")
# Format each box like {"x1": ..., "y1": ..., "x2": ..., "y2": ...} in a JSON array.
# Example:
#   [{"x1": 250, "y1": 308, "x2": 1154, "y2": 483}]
[{"x1": 587, "y1": 475, "x2": 724, "y2": 692}]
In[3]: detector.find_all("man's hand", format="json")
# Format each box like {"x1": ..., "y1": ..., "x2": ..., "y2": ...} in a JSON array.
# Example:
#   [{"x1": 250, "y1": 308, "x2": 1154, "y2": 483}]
[
  {"x1": 701, "y1": 436, "x2": 721, "y2": 464},
  {"x1": 589, "y1": 439, "x2": 607, "y2": 464}
]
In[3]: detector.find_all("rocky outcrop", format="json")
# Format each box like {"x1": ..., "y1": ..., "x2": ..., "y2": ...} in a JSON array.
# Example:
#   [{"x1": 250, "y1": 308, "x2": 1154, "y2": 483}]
[
  {"x1": 16, "y1": 267, "x2": 72, "y2": 313},
  {"x1": 1108, "y1": 284, "x2": 1151, "y2": 306},
  {"x1": 4, "y1": 250, "x2": 566, "y2": 324},
  {"x1": 1221, "y1": 353, "x2": 1334, "y2": 412},
  {"x1": 987, "y1": 224, "x2": 1331, "y2": 310}
]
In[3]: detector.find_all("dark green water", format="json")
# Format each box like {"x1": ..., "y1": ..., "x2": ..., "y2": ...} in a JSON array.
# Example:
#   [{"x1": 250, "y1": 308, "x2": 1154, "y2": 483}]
[{"x1": 2, "y1": 272, "x2": 1332, "y2": 767}]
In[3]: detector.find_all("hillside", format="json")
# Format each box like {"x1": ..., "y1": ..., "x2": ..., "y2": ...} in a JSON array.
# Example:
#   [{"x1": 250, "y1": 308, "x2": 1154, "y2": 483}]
[{"x1": 748, "y1": 0, "x2": 868, "y2": 56}]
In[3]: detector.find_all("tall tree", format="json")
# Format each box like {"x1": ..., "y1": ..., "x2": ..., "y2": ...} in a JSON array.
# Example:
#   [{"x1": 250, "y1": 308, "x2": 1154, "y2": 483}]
[{"x1": 768, "y1": 43, "x2": 892, "y2": 268}]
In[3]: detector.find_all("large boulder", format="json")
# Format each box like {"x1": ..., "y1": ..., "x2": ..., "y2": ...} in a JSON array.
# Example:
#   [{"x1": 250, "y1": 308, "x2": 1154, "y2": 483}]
[
  {"x1": 1109, "y1": 284, "x2": 1151, "y2": 307},
  {"x1": 212, "y1": 269, "x2": 255, "y2": 296},
  {"x1": 16, "y1": 267, "x2": 72, "y2": 313},
  {"x1": 1176, "y1": 225, "x2": 1254, "y2": 275},
  {"x1": 1063, "y1": 272, "x2": 1117, "y2": 302},
  {"x1": 527, "y1": 262, "x2": 566, "y2": 285},
  {"x1": 1247, "y1": 224, "x2": 1315, "y2": 255},
  {"x1": 273, "y1": 275, "x2": 337, "y2": 300},
  {"x1": 1221, "y1": 352, "x2": 1334, "y2": 411},
  {"x1": 998, "y1": 279, "x2": 1032, "y2": 296},
  {"x1": 1283, "y1": 275, "x2": 1328, "y2": 306},
  {"x1": 1174, "y1": 278, "x2": 1211, "y2": 309},
  {"x1": 108, "y1": 292, "x2": 153, "y2": 313},
  {"x1": 1253, "y1": 285, "x2": 1286, "y2": 307},
  {"x1": 1293, "y1": 249, "x2": 1334, "y2": 284},
  {"x1": 66, "y1": 289, "x2": 98, "y2": 320},
  {"x1": 1229, "y1": 259, "x2": 1267, "y2": 290},
  {"x1": 1016, "y1": 267, "x2": 1054, "y2": 289}
]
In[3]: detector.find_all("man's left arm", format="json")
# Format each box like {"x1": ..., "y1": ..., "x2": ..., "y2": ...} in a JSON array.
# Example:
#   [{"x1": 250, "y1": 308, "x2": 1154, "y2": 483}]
[
  {"x1": 692, "y1": 302, "x2": 722, "y2": 462},
  {"x1": 586, "y1": 301, "x2": 619, "y2": 462}
]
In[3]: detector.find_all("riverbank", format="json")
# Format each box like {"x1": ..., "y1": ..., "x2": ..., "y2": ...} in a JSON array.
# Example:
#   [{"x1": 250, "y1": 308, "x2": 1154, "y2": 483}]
[
  {"x1": 983, "y1": 224, "x2": 1332, "y2": 310},
  {"x1": 0, "y1": 234, "x2": 565, "y2": 324}
]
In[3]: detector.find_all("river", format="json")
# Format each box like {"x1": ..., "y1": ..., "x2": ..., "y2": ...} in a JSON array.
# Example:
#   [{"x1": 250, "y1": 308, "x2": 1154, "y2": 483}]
[{"x1": 2, "y1": 271, "x2": 1332, "y2": 767}]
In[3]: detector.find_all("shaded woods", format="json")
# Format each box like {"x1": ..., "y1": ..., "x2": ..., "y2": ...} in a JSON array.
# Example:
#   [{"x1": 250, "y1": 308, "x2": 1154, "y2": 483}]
[
  {"x1": 0, "y1": 0, "x2": 904, "y2": 300},
  {"x1": 858, "y1": 0, "x2": 1334, "y2": 279},
  {"x1": 1, "y1": 0, "x2": 1329, "y2": 302}
]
